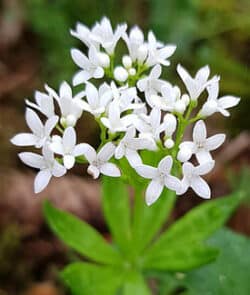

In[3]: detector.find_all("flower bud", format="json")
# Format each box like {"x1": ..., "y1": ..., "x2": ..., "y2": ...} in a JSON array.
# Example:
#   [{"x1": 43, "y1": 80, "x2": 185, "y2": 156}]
[
  {"x1": 200, "y1": 100, "x2": 217, "y2": 117},
  {"x1": 61, "y1": 115, "x2": 77, "y2": 127},
  {"x1": 97, "y1": 52, "x2": 110, "y2": 68},
  {"x1": 177, "y1": 147, "x2": 192, "y2": 162},
  {"x1": 128, "y1": 68, "x2": 136, "y2": 76},
  {"x1": 137, "y1": 44, "x2": 148, "y2": 63},
  {"x1": 174, "y1": 100, "x2": 186, "y2": 114},
  {"x1": 114, "y1": 66, "x2": 128, "y2": 82},
  {"x1": 164, "y1": 138, "x2": 174, "y2": 149},
  {"x1": 181, "y1": 94, "x2": 190, "y2": 106},
  {"x1": 122, "y1": 55, "x2": 132, "y2": 68},
  {"x1": 164, "y1": 114, "x2": 177, "y2": 136}
]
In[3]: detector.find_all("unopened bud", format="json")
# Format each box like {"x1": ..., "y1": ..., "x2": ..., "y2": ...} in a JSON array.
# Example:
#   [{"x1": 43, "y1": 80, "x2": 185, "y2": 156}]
[
  {"x1": 137, "y1": 44, "x2": 148, "y2": 63},
  {"x1": 177, "y1": 147, "x2": 192, "y2": 162},
  {"x1": 181, "y1": 94, "x2": 190, "y2": 106},
  {"x1": 174, "y1": 100, "x2": 186, "y2": 114},
  {"x1": 122, "y1": 55, "x2": 132, "y2": 68},
  {"x1": 129, "y1": 68, "x2": 136, "y2": 76},
  {"x1": 164, "y1": 114, "x2": 177, "y2": 136},
  {"x1": 114, "y1": 66, "x2": 128, "y2": 82},
  {"x1": 98, "y1": 52, "x2": 110, "y2": 68},
  {"x1": 164, "y1": 138, "x2": 174, "y2": 149}
]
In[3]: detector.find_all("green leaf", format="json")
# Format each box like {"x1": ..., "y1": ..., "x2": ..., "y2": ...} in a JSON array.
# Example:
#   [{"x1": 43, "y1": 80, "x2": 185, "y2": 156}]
[
  {"x1": 143, "y1": 242, "x2": 219, "y2": 271},
  {"x1": 123, "y1": 270, "x2": 151, "y2": 295},
  {"x1": 182, "y1": 228, "x2": 250, "y2": 295},
  {"x1": 144, "y1": 192, "x2": 242, "y2": 258},
  {"x1": 43, "y1": 200, "x2": 122, "y2": 265},
  {"x1": 61, "y1": 262, "x2": 124, "y2": 295},
  {"x1": 101, "y1": 176, "x2": 131, "y2": 255},
  {"x1": 132, "y1": 188, "x2": 176, "y2": 254}
]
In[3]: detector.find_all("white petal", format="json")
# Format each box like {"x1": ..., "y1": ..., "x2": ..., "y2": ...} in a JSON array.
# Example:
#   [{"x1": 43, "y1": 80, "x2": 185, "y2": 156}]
[
  {"x1": 82, "y1": 144, "x2": 97, "y2": 163},
  {"x1": 195, "y1": 161, "x2": 215, "y2": 176},
  {"x1": 126, "y1": 149, "x2": 142, "y2": 167},
  {"x1": 205, "y1": 134, "x2": 225, "y2": 151},
  {"x1": 87, "y1": 165, "x2": 100, "y2": 179},
  {"x1": 191, "y1": 176, "x2": 211, "y2": 199},
  {"x1": 85, "y1": 82, "x2": 99, "y2": 107},
  {"x1": 195, "y1": 65, "x2": 210, "y2": 85},
  {"x1": 218, "y1": 96, "x2": 240, "y2": 109},
  {"x1": 196, "y1": 150, "x2": 213, "y2": 164},
  {"x1": 63, "y1": 127, "x2": 76, "y2": 152},
  {"x1": 25, "y1": 108, "x2": 43, "y2": 135},
  {"x1": 34, "y1": 169, "x2": 52, "y2": 193},
  {"x1": 73, "y1": 70, "x2": 91, "y2": 85},
  {"x1": 165, "y1": 175, "x2": 181, "y2": 192},
  {"x1": 145, "y1": 179, "x2": 164, "y2": 206},
  {"x1": 135, "y1": 165, "x2": 158, "y2": 179},
  {"x1": 193, "y1": 120, "x2": 207, "y2": 143},
  {"x1": 151, "y1": 64, "x2": 162, "y2": 79},
  {"x1": 44, "y1": 116, "x2": 58, "y2": 137},
  {"x1": 177, "y1": 177, "x2": 189, "y2": 195},
  {"x1": 115, "y1": 144, "x2": 125, "y2": 159},
  {"x1": 18, "y1": 152, "x2": 44, "y2": 169},
  {"x1": 11, "y1": 133, "x2": 37, "y2": 146},
  {"x1": 63, "y1": 155, "x2": 75, "y2": 169},
  {"x1": 50, "y1": 141, "x2": 64, "y2": 155},
  {"x1": 73, "y1": 143, "x2": 91, "y2": 157},
  {"x1": 182, "y1": 162, "x2": 194, "y2": 177},
  {"x1": 100, "y1": 163, "x2": 121, "y2": 177},
  {"x1": 71, "y1": 49, "x2": 90, "y2": 68},
  {"x1": 158, "y1": 155, "x2": 173, "y2": 174},
  {"x1": 93, "y1": 67, "x2": 104, "y2": 79},
  {"x1": 98, "y1": 142, "x2": 115, "y2": 162},
  {"x1": 52, "y1": 161, "x2": 67, "y2": 177}
]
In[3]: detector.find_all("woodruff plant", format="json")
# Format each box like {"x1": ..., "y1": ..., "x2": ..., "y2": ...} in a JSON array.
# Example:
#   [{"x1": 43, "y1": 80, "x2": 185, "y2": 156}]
[{"x1": 11, "y1": 17, "x2": 242, "y2": 294}]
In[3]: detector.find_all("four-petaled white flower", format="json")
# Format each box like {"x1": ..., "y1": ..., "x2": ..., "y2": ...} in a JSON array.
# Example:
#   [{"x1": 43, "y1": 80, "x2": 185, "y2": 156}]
[
  {"x1": 177, "y1": 161, "x2": 215, "y2": 199},
  {"x1": 137, "y1": 64, "x2": 166, "y2": 98},
  {"x1": 146, "y1": 31, "x2": 176, "y2": 67},
  {"x1": 135, "y1": 155, "x2": 181, "y2": 205},
  {"x1": 177, "y1": 64, "x2": 214, "y2": 101},
  {"x1": 200, "y1": 78, "x2": 240, "y2": 117},
  {"x1": 101, "y1": 99, "x2": 136, "y2": 133},
  {"x1": 81, "y1": 82, "x2": 113, "y2": 117},
  {"x1": 83, "y1": 142, "x2": 121, "y2": 179},
  {"x1": 115, "y1": 126, "x2": 156, "y2": 167},
  {"x1": 71, "y1": 45, "x2": 105, "y2": 85},
  {"x1": 50, "y1": 127, "x2": 88, "y2": 169},
  {"x1": 134, "y1": 107, "x2": 166, "y2": 143},
  {"x1": 91, "y1": 17, "x2": 127, "y2": 54},
  {"x1": 19, "y1": 145, "x2": 66, "y2": 193},
  {"x1": 178, "y1": 120, "x2": 225, "y2": 164},
  {"x1": 11, "y1": 108, "x2": 58, "y2": 148}
]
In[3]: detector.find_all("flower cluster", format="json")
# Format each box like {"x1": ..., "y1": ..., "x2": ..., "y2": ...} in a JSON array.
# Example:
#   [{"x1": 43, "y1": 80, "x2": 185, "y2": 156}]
[{"x1": 11, "y1": 17, "x2": 240, "y2": 205}]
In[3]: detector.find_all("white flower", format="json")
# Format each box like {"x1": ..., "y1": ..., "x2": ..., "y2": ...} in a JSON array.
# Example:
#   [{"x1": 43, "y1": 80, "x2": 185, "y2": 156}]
[
  {"x1": 71, "y1": 45, "x2": 105, "y2": 85},
  {"x1": 48, "y1": 81, "x2": 84, "y2": 127},
  {"x1": 177, "y1": 161, "x2": 215, "y2": 199},
  {"x1": 81, "y1": 82, "x2": 112, "y2": 117},
  {"x1": 90, "y1": 17, "x2": 127, "y2": 54},
  {"x1": 82, "y1": 142, "x2": 121, "y2": 179},
  {"x1": 115, "y1": 126, "x2": 156, "y2": 167},
  {"x1": 101, "y1": 99, "x2": 136, "y2": 133},
  {"x1": 178, "y1": 120, "x2": 225, "y2": 164},
  {"x1": 135, "y1": 155, "x2": 181, "y2": 205},
  {"x1": 50, "y1": 127, "x2": 88, "y2": 169},
  {"x1": 123, "y1": 26, "x2": 146, "y2": 62},
  {"x1": 137, "y1": 64, "x2": 165, "y2": 97},
  {"x1": 177, "y1": 64, "x2": 213, "y2": 101},
  {"x1": 200, "y1": 78, "x2": 240, "y2": 117},
  {"x1": 146, "y1": 31, "x2": 176, "y2": 67},
  {"x1": 134, "y1": 107, "x2": 166, "y2": 142},
  {"x1": 11, "y1": 108, "x2": 58, "y2": 148},
  {"x1": 18, "y1": 145, "x2": 66, "y2": 193},
  {"x1": 25, "y1": 88, "x2": 55, "y2": 118}
]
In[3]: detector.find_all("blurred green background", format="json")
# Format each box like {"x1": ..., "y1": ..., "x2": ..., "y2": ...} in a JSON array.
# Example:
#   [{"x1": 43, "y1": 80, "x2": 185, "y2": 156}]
[{"x1": 0, "y1": 0, "x2": 250, "y2": 294}]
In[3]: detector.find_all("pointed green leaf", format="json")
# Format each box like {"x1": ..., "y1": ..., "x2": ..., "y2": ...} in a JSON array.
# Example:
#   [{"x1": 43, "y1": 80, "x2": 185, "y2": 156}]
[
  {"x1": 144, "y1": 192, "x2": 242, "y2": 258},
  {"x1": 43, "y1": 200, "x2": 122, "y2": 265},
  {"x1": 61, "y1": 262, "x2": 123, "y2": 295},
  {"x1": 101, "y1": 176, "x2": 131, "y2": 254},
  {"x1": 143, "y1": 242, "x2": 219, "y2": 271},
  {"x1": 123, "y1": 271, "x2": 151, "y2": 295}
]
